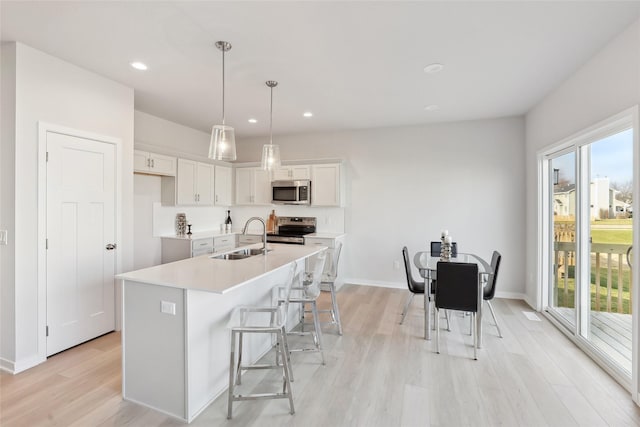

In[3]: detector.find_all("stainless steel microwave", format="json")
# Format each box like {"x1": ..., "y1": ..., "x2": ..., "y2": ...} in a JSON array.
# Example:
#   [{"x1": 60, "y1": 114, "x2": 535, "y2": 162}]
[{"x1": 271, "y1": 180, "x2": 311, "y2": 205}]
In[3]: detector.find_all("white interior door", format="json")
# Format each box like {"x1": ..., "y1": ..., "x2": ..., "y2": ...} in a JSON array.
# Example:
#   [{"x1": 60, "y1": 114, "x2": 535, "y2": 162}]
[{"x1": 46, "y1": 131, "x2": 116, "y2": 356}]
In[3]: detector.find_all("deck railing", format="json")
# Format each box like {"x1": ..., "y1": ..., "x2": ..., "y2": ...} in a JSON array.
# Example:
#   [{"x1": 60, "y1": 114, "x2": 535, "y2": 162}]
[{"x1": 554, "y1": 242, "x2": 633, "y2": 314}]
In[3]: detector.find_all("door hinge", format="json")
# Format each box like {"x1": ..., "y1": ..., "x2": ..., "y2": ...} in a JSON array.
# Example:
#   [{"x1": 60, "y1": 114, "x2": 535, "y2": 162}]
[
  {"x1": 46, "y1": 152, "x2": 49, "y2": 162},
  {"x1": 46, "y1": 238, "x2": 49, "y2": 250},
  {"x1": 46, "y1": 326, "x2": 49, "y2": 337}
]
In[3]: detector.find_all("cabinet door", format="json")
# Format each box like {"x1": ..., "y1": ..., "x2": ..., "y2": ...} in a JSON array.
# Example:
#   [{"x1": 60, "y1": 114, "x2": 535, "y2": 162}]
[
  {"x1": 177, "y1": 159, "x2": 197, "y2": 205},
  {"x1": 196, "y1": 162, "x2": 214, "y2": 205},
  {"x1": 150, "y1": 153, "x2": 177, "y2": 176},
  {"x1": 214, "y1": 165, "x2": 232, "y2": 206},
  {"x1": 253, "y1": 168, "x2": 272, "y2": 205},
  {"x1": 311, "y1": 164, "x2": 341, "y2": 206},
  {"x1": 235, "y1": 168, "x2": 254, "y2": 205},
  {"x1": 272, "y1": 168, "x2": 291, "y2": 181},
  {"x1": 291, "y1": 165, "x2": 311, "y2": 180},
  {"x1": 133, "y1": 150, "x2": 149, "y2": 172}
]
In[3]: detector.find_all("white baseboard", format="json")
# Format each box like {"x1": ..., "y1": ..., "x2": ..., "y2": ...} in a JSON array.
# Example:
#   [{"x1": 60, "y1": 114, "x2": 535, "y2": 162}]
[
  {"x1": 342, "y1": 279, "x2": 405, "y2": 289},
  {"x1": 343, "y1": 280, "x2": 528, "y2": 300},
  {"x1": 494, "y1": 291, "x2": 526, "y2": 301},
  {"x1": 0, "y1": 354, "x2": 45, "y2": 374}
]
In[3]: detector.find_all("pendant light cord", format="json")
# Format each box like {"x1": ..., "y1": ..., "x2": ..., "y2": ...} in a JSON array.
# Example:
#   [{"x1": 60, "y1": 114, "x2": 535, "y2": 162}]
[
  {"x1": 221, "y1": 47, "x2": 226, "y2": 125},
  {"x1": 269, "y1": 85, "x2": 274, "y2": 145}
]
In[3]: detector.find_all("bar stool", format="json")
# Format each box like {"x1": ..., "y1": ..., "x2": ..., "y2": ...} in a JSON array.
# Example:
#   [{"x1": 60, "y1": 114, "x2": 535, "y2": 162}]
[
  {"x1": 226, "y1": 262, "x2": 299, "y2": 419},
  {"x1": 278, "y1": 251, "x2": 327, "y2": 364},
  {"x1": 317, "y1": 241, "x2": 344, "y2": 335}
]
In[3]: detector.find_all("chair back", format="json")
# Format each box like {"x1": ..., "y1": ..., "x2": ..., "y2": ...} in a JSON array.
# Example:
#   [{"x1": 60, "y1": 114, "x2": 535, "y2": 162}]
[
  {"x1": 484, "y1": 251, "x2": 502, "y2": 300},
  {"x1": 276, "y1": 262, "x2": 301, "y2": 327},
  {"x1": 402, "y1": 246, "x2": 424, "y2": 294},
  {"x1": 430, "y1": 241, "x2": 458, "y2": 257},
  {"x1": 435, "y1": 262, "x2": 479, "y2": 312},
  {"x1": 304, "y1": 251, "x2": 327, "y2": 300},
  {"x1": 329, "y1": 241, "x2": 343, "y2": 278}
]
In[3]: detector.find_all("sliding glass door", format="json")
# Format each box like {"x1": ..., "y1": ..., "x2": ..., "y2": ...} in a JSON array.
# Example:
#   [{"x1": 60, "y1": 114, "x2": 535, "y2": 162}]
[
  {"x1": 543, "y1": 111, "x2": 636, "y2": 384},
  {"x1": 549, "y1": 151, "x2": 577, "y2": 329}
]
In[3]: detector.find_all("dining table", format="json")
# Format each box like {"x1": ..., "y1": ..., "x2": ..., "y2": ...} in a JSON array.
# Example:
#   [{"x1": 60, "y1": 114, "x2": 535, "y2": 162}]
[{"x1": 413, "y1": 252, "x2": 493, "y2": 347}]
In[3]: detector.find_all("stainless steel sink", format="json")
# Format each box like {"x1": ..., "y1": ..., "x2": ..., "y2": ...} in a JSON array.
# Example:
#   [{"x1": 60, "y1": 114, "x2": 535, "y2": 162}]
[
  {"x1": 213, "y1": 253, "x2": 252, "y2": 260},
  {"x1": 211, "y1": 247, "x2": 272, "y2": 260}
]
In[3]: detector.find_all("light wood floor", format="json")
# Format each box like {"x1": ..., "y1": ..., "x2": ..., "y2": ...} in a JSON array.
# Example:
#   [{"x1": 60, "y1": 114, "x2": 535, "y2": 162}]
[{"x1": 2, "y1": 284, "x2": 640, "y2": 426}]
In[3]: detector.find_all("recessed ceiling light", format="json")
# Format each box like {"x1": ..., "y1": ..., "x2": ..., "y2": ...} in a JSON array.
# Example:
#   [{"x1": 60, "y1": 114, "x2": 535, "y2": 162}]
[
  {"x1": 130, "y1": 61, "x2": 148, "y2": 71},
  {"x1": 423, "y1": 63, "x2": 443, "y2": 74},
  {"x1": 424, "y1": 104, "x2": 440, "y2": 112},
  {"x1": 248, "y1": 118, "x2": 257, "y2": 124},
  {"x1": 303, "y1": 112, "x2": 313, "y2": 118}
]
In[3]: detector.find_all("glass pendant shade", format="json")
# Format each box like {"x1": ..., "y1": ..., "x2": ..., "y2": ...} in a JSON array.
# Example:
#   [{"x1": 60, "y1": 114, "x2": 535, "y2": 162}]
[
  {"x1": 261, "y1": 144, "x2": 281, "y2": 170},
  {"x1": 209, "y1": 124, "x2": 236, "y2": 161}
]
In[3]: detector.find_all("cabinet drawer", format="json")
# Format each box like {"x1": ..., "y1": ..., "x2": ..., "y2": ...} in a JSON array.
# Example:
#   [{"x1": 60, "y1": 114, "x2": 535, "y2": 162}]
[
  {"x1": 304, "y1": 237, "x2": 335, "y2": 248},
  {"x1": 214, "y1": 235, "x2": 236, "y2": 252},
  {"x1": 191, "y1": 238, "x2": 214, "y2": 253},
  {"x1": 238, "y1": 235, "x2": 262, "y2": 245},
  {"x1": 192, "y1": 247, "x2": 214, "y2": 257}
]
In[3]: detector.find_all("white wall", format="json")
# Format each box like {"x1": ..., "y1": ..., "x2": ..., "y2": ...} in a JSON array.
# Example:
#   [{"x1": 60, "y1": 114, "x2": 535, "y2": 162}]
[
  {"x1": 1, "y1": 42, "x2": 17, "y2": 365},
  {"x1": 133, "y1": 175, "x2": 162, "y2": 269},
  {"x1": 525, "y1": 20, "x2": 640, "y2": 307},
  {"x1": 0, "y1": 42, "x2": 134, "y2": 372},
  {"x1": 238, "y1": 117, "x2": 527, "y2": 297}
]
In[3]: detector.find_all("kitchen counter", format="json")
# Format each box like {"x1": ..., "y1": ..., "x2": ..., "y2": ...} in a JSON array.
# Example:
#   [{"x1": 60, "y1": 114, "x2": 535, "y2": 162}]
[
  {"x1": 159, "y1": 230, "x2": 240, "y2": 240},
  {"x1": 306, "y1": 231, "x2": 346, "y2": 239},
  {"x1": 117, "y1": 243, "x2": 324, "y2": 294},
  {"x1": 118, "y1": 242, "x2": 325, "y2": 423}
]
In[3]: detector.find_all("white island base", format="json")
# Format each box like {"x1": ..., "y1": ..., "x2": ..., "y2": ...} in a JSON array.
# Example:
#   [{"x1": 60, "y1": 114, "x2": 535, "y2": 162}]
[{"x1": 118, "y1": 243, "x2": 324, "y2": 422}]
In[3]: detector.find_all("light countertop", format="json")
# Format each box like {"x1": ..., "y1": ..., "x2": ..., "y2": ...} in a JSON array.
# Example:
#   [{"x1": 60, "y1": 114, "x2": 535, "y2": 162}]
[
  {"x1": 160, "y1": 230, "x2": 242, "y2": 240},
  {"x1": 305, "y1": 232, "x2": 345, "y2": 239},
  {"x1": 116, "y1": 243, "x2": 326, "y2": 294}
]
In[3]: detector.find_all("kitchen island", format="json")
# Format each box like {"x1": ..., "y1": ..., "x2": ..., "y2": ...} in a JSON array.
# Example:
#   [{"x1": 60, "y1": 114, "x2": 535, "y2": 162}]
[{"x1": 116, "y1": 243, "x2": 325, "y2": 422}]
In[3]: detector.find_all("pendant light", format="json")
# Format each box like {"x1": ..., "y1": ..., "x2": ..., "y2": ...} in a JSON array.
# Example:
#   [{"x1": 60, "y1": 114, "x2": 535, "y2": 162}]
[
  {"x1": 208, "y1": 41, "x2": 237, "y2": 161},
  {"x1": 261, "y1": 80, "x2": 281, "y2": 170}
]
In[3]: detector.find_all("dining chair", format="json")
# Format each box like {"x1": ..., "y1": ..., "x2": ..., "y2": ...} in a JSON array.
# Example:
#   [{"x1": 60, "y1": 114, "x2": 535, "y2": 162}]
[
  {"x1": 435, "y1": 261, "x2": 480, "y2": 360},
  {"x1": 400, "y1": 246, "x2": 425, "y2": 325},
  {"x1": 400, "y1": 247, "x2": 450, "y2": 329},
  {"x1": 226, "y1": 262, "x2": 298, "y2": 419},
  {"x1": 430, "y1": 241, "x2": 458, "y2": 257},
  {"x1": 483, "y1": 250, "x2": 503, "y2": 338}
]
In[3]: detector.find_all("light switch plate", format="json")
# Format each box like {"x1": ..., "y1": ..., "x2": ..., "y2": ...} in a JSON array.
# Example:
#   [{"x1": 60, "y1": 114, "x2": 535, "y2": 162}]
[
  {"x1": 0, "y1": 230, "x2": 7, "y2": 245},
  {"x1": 161, "y1": 300, "x2": 176, "y2": 315}
]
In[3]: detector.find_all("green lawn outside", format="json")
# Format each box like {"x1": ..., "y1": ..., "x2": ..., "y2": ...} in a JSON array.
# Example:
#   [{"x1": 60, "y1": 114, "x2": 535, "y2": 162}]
[{"x1": 590, "y1": 229, "x2": 633, "y2": 244}]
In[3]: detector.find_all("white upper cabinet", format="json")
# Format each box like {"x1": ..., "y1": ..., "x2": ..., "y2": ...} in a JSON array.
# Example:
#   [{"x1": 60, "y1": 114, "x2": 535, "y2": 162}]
[
  {"x1": 311, "y1": 163, "x2": 343, "y2": 207},
  {"x1": 214, "y1": 165, "x2": 233, "y2": 206},
  {"x1": 272, "y1": 165, "x2": 311, "y2": 181},
  {"x1": 134, "y1": 150, "x2": 176, "y2": 176},
  {"x1": 176, "y1": 159, "x2": 214, "y2": 205},
  {"x1": 235, "y1": 167, "x2": 272, "y2": 205}
]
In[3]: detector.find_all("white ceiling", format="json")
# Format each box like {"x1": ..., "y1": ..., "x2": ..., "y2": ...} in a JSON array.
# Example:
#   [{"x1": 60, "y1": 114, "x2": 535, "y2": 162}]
[{"x1": 2, "y1": 1, "x2": 640, "y2": 139}]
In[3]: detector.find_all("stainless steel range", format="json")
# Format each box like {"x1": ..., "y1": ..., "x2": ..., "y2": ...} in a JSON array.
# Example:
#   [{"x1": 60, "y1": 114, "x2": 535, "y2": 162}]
[{"x1": 266, "y1": 216, "x2": 316, "y2": 245}]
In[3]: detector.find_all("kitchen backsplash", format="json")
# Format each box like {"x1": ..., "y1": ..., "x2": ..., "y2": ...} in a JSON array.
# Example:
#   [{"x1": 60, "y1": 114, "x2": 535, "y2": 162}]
[{"x1": 152, "y1": 203, "x2": 345, "y2": 236}]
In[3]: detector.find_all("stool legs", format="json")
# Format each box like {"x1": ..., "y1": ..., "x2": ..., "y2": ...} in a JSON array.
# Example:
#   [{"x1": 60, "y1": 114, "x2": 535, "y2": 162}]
[
  {"x1": 227, "y1": 328, "x2": 295, "y2": 419},
  {"x1": 328, "y1": 282, "x2": 343, "y2": 335},
  {"x1": 310, "y1": 301, "x2": 326, "y2": 365}
]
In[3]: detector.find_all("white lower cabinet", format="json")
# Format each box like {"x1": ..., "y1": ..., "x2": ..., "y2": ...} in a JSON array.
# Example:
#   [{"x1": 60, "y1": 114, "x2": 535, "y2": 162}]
[
  {"x1": 304, "y1": 235, "x2": 345, "y2": 287},
  {"x1": 237, "y1": 234, "x2": 263, "y2": 246},
  {"x1": 161, "y1": 237, "x2": 215, "y2": 263},
  {"x1": 213, "y1": 235, "x2": 235, "y2": 252}
]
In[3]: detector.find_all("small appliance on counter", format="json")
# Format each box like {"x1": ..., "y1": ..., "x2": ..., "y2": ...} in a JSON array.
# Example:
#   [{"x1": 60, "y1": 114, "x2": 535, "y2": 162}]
[{"x1": 266, "y1": 216, "x2": 316, "y2": 245}]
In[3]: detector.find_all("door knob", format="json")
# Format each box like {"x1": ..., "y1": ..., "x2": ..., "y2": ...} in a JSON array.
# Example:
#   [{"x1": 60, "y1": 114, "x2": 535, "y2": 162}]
[{"x1": 106, "y1": 243, "x2": 117, "y2": 250}]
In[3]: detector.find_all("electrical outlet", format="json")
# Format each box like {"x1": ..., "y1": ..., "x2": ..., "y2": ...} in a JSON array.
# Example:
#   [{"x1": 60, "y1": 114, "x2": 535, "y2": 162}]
[
  {"x1": 393, "y1": 260, "x2": 401, "y2": 270},
  {"x1": 0, "y1": 230, "x2": 7, "y2": 245},
  {"x1": 161, "y1": 300, "x2": 176, "y2": 315}
]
